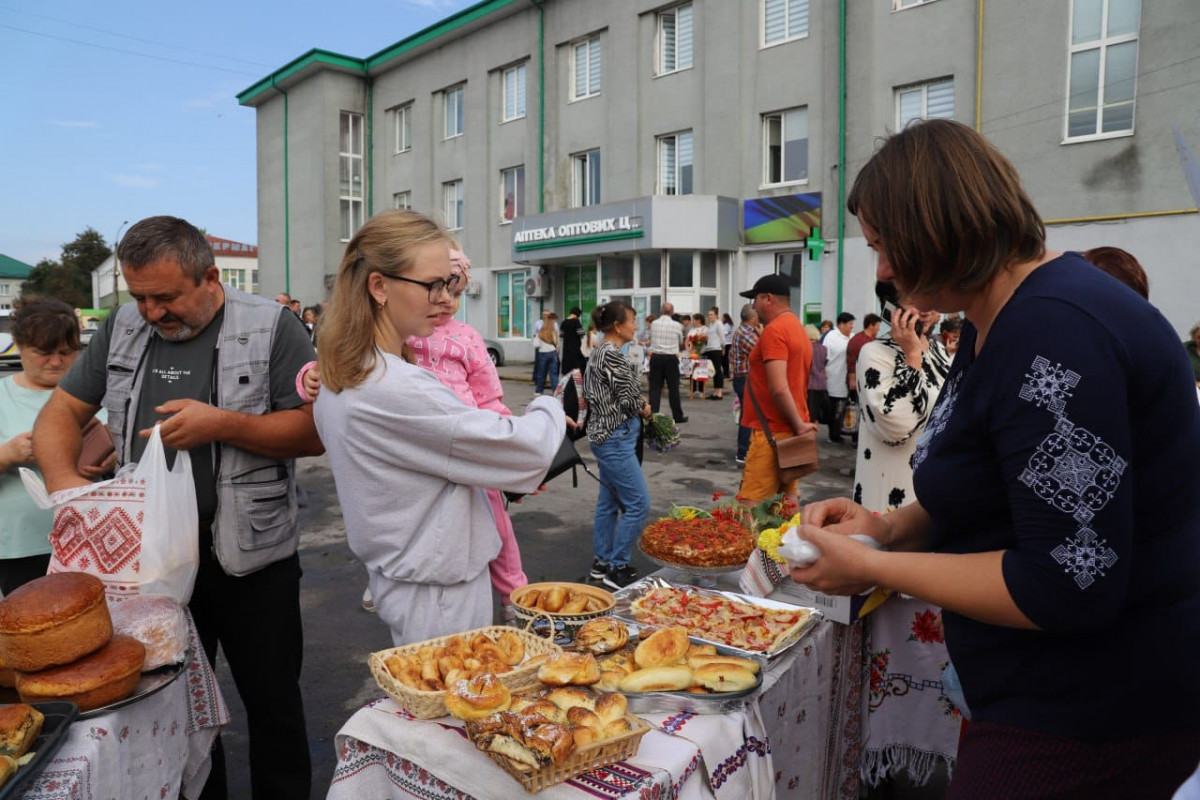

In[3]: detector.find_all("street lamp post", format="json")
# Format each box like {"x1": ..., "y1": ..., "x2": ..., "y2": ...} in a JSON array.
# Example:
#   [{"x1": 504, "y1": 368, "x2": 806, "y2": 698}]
[{"x1": 111, "y1": 220, "x2": 129, "y2": 309}]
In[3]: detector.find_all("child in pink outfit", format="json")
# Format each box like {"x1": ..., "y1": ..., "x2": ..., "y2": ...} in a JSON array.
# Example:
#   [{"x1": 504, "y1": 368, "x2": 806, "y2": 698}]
[{"x1": 297, "y1": 250, "x2": 527, "y2": 618}]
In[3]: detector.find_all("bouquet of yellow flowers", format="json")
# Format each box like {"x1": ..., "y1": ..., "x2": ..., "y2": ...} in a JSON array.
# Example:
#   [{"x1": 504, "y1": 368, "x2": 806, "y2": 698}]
[{"x1": 756, "y1": 513, "x2": 801, "y2": 565}]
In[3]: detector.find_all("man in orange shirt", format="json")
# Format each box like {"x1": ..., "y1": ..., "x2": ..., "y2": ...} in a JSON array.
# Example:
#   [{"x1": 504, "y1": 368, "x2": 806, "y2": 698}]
[{"x1": 736, "y1": 274, "x2": 819, "y2": 502}]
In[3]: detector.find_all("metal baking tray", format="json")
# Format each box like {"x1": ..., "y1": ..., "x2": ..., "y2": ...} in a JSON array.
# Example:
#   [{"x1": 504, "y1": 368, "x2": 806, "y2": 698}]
[
  {"x1": 0, "y1": 701, "x2": 79, "y2": 799},
  {"x1": 611, "y1": 576, "x2": 822, "y2": 663}
]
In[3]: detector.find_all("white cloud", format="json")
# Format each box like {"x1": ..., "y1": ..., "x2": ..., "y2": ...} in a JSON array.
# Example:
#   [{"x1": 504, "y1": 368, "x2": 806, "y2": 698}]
[
  {"x1": 112, "y1": 174, "x2": 161, "y2": 189},
  {"x1": 50, "y1": 121, "x2": 99, "y2": 128}
]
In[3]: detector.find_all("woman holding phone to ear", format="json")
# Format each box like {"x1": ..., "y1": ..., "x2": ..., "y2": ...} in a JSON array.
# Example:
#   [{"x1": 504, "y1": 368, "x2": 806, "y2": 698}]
[{"x1": 793, "y1": 119, "x2": 1200, "y2": 795}]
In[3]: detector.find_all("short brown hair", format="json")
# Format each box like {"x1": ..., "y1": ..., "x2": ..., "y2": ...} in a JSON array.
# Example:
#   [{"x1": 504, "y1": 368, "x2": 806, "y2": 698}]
[
  {"x1": 847, "y1": 119, "x2": 1045, "y2": 296},
  {"x1": 118, "y1": 216, "x2": 215, "y2": 284},
  {"x1": 1082, "y1": 246, "x2": 1149, "y2": 299},
  {"x1": 11, "y1": 297, "x2": 80, "y2": 352}
]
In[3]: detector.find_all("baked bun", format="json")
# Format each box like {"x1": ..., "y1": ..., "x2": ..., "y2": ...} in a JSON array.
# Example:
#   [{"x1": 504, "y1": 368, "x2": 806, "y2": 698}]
[
  {"x1": 686, "y1": 643, "x2": 718, "y2": 658},
  {"x1": 0, "y1": 703, "x2": 44, "y2": 758},
  {"x1": 0, "y1": 755, "x2": 15, "y2": 789},
  {"x1": 445, "y1": 673, "x2": 512, "y2": 720},
  {"x1": 522, "y1": 699, "x2": 566, "y2": 724},
  {"x1": 596, "y1": 671, "x2": 624, "y2": 692},
  {"x1": 542, "y1": 586, "x2": 568, "y2": 613},
  {"x1": 594, "y1": 691, "x2": 628, "y2": 724},
  {"x1": 494, "y1": 631, "x2": 525, "y2": 666},
  {"x1": 543, "y1": 685, "x2": 595, "y2": 711},
  {"x1": 573, "y1": 617, "x2": 629, "y2": 655},
  {"x1": 619, "y1": 665, "x2": 693, "y2": 693},
  {"x1": 16, "y1": 634, "x2": 145, "y2": 711},
  {"x1": 634, "y1": 626, "x2": 690, "y2": 669},
  {"x1": 0, "y1": 573, "x2": 113, "y2": 672},
  {"x1": 692, "y1": 663, "x2": 758, "y2": 693},
  {"x1": 603, "y1": 717, "x2": 633, "y2": 738},
  {"x1": 537, "y1": 652, "x2": 601, "y2": 686},
  {"x1": 686, "y1": 654, "x2": 762, "y2": 674}
]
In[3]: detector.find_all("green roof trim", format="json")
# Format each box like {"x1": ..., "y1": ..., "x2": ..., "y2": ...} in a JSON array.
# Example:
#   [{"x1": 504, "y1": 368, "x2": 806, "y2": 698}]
[
  {"x1": 364, "y1": 0, "x2": 520, "y2": 69},
  {"x1": 238, "y1": 49, "x2": 366, "y2": 105},
  {"x1": 237, "y1": 0, "x2": 520, "y2": 106},
  {"x1": 0, "y1": 254, "x2": 34, "y2": 279}
]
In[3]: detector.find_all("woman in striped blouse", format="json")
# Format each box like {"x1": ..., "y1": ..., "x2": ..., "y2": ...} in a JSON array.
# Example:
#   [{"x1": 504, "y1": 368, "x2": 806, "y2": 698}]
[{"x1": 583, "y1": 301, "x2": 652, "y2": 589}]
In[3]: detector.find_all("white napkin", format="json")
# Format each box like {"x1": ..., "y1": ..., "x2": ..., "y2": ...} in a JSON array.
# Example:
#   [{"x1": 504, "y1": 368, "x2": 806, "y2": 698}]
[{"x1": 776, "y1": 528, "x2": 881, "y2": 569}]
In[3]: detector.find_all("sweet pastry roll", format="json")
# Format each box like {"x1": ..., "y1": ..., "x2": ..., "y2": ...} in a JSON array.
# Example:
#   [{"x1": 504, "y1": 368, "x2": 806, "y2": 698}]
[
  {"x1": 537, "y1": 652, "x2": 600, "y2": 686},
  {"x1": 573, "y1": 617, "x2": 629, "y2": 655},
  {"x1": 543, "y1": 685, "x2": 594, "y2": 711},
  {"x1": 444, "y1": 673, "x2": 512, "y2": 720},
  {"x1": 494, "y1": 631, "x2": 525, "y2": 666}
]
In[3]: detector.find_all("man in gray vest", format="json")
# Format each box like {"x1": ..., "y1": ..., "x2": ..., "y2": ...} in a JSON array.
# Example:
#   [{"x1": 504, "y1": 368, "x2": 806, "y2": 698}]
[{"x1": 33, "y1": 216, "x2": 323, "y2": 799}]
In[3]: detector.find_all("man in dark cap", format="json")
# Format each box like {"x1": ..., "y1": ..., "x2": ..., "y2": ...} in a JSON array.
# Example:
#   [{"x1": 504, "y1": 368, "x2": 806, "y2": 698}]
[{"x1": 735, "y1": 274, "x2": 817, "y2": 502}]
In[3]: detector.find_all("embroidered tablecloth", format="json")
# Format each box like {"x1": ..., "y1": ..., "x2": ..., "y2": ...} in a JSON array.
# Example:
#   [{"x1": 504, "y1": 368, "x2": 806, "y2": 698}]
[
  {"x1": 17, "y1": 617, "x2": 229, "y2": 800},
  {"x1": 327, "y1": 625, "x2": 860, "y2": 800}
]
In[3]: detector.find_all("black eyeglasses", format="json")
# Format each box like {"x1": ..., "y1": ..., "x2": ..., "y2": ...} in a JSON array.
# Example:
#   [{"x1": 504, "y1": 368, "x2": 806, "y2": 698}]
[{"x1": 382, "y1": 273, "x2": 461, "y2": 302}]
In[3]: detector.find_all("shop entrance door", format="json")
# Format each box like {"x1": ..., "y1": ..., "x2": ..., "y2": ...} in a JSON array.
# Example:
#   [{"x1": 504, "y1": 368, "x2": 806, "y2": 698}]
[{"x1": 563, "y1": 264, "x2": 599, "y2": 316}]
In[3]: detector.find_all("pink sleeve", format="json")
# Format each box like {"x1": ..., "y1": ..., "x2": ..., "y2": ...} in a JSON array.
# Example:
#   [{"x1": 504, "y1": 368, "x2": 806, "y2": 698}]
[
  {"x1": 457, "y1": 323, "x2": 511, "y2": 417},
  {"x1": 295, "y1": 360, "x2": 317, "y2": 403}
]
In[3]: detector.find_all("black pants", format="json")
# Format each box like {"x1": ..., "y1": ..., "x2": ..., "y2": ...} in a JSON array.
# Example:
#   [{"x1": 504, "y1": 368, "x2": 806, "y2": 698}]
[
  {"x1": 703, "y1": 350, "x2": 725, "y2": 391},
  {"x1": 648, "y1": 353, "x2": 685, "y2": 421},
  {"x1": 193, "y1": 526, "x2": 311, "y2": 800},
  {"x1": 0, "y1": 553, "x2": 50, "y2": 595},
  {"x1": 828, "y1": 395, "x2": 848, "y2": 443}
]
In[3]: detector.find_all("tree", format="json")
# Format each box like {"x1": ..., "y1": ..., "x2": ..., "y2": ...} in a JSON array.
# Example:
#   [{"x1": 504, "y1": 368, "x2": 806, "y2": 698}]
[{"x1": 22, "y1": 227, "x2": 110, "y2": 308}]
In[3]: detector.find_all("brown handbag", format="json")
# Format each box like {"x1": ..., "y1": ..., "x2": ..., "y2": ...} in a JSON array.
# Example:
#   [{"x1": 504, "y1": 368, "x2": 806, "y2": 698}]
[
  {"x1": 746, "y1": 381, "x2": 819, "y2": 481},
  {"x1": 77, "y1": 417, "x2": 115, "y2": 473}
]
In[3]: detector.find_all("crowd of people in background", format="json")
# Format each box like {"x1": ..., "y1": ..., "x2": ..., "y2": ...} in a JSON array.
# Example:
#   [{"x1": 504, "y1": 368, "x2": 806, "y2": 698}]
[{"x1": 1, "y1": 117, "x2": 1199, "y2": 798}]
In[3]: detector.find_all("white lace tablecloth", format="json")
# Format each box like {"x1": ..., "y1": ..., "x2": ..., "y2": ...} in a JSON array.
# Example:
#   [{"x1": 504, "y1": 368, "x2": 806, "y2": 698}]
[
  {"x1": 327, "y1": 620, "x2": 860, "y2": 799},
  {"x1": 18, "y1": 618, "x2": 229, "y2": 800}
]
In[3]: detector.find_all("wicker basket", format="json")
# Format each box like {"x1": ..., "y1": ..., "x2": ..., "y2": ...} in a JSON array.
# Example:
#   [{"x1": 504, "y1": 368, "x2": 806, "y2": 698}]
[
  {"x1": 368, "y1": 625, "x2": 562, "y2": 719},
  {"x1": 483, "y1": 712, "x2": 652, "y2": 793},
  {"x1": 511, "y1": 582, "x2": 615, "y2": 635}
]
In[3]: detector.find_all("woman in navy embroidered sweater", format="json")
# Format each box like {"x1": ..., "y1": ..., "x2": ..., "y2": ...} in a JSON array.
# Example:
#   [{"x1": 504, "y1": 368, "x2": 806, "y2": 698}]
[{"x1": 791, "y1": 119, "x2": 1200, "y2": 798}]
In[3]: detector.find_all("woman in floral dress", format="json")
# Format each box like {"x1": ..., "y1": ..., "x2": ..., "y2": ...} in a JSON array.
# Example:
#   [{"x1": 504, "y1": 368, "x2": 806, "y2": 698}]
[{"x1": 853, "y1": 283, "x2": 960, "y2": 794}]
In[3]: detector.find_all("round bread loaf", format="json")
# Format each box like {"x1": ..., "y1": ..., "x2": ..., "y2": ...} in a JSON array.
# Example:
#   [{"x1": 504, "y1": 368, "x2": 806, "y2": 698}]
[
  {"x1": 445, "y1": 673, "x2": 512, "y2": 721},
  {"x1": 692, "y1": 663, "x2": 758, "y2": 693},
  {"x1": 16, "y1": 634, "x2": 145, "y2": 711},
  {"x1": 634, "y1": 626, "x2": 690, "y2": 669},
  {"x1": 0, "y1": 573, "x2": 113, "y2": 672},
  {"x1": 618, "y1": 665, "x2": 693, "y2": 693}
]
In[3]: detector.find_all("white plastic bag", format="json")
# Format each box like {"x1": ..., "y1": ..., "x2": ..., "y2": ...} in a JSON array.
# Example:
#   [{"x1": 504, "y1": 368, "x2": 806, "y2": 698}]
[{"x1": 21, "y1": 422, "x2": 199, "y2": 605}]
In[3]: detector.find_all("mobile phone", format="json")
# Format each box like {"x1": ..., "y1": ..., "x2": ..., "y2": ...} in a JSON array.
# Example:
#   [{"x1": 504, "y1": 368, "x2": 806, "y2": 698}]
[{"x1": 880, "y1": 297, "x2": 924, "y2": 337}]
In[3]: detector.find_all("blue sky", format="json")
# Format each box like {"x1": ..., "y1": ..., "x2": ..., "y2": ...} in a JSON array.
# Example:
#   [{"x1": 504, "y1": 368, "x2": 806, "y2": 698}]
[{"x1": 0, "y1": 0, "x2": 472, "y2": 266}]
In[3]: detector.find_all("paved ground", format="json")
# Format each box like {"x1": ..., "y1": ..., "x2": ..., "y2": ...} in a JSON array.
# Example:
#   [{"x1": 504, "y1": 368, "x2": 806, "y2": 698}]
[{"x1": 215, "y1": 366, "x2": 856, "y2": 798}]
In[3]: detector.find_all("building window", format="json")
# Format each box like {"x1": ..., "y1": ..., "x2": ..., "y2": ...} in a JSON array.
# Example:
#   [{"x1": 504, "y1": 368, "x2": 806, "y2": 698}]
[
  {"x1": 501, "y1": 166, "x2": 525, "y2": 223},
  {"x1": 503, "y1": 63, "x2": 526, "y2": 122},
  {"x1": 393, "y1": 104, "x2": 412, "y2": 153},
  {"x1": 893, "y1": 0, "x2": 939, "y2": 8},
  {"x1": 444, "y1": 180, "x2": 464, "y2": 230},
  {"x1": 657, "y1": 130, "x2": 694, "y2": 195},
  {"x1": 496, "y1": 269, "x2": 533, "y2": 338},
  {"x1": 444, "y1": 84, "x2": 465, "y2": 139},
  {"x1": 896, "y1": 78, "x2": 955, "y2": 130},
  {"x1": 339, "y1": 110, "x2": 365, "y2": 241},
  {"x1": 762, "y1": 0, "x2": 809, "y2": 47},
  {"x1": 763, "y1": 107, "x2": 808, "y2": 185},
  {"x1": 251, "y1": 270, "x2": 259, "y2": 291},
  {"x1": 1067, "y1": 0, "x2": 1140, "y2": 139},
  {"x1": 658, "y1": 3, "x2": 693, "y2": 75},
  {"x1": 393, "y1": 191, "x2": 412, "y2": 210},
  {"x1": 572, "y1": 150, "x2": 601, "y2": 207},
  {"x1": 220, "y1": 269, "x2": 243, "y2": 290},
  {"x1": 570, "y1": 36, "x2": 602, "y2": 101},
  {"x1": 0, "y1": 284, "x2": 9, "y2": 296}
]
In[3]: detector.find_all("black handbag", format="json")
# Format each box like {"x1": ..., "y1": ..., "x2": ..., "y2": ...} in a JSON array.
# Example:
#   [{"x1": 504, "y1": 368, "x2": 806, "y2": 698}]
[{"x1": 503, "y1": 432, "x2": 624, "y2": 510}]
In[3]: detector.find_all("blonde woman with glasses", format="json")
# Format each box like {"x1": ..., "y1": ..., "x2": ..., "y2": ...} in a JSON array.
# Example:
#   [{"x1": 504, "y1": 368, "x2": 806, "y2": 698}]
[{"x1": 313, "y1": 210, "x2": 564, "y2": 645}]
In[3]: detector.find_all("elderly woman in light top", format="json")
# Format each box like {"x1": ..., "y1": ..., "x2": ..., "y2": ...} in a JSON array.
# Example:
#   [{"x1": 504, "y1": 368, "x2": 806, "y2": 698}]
[{"x1": 313, "y1": 210, "x2": 564, "y2": 645}]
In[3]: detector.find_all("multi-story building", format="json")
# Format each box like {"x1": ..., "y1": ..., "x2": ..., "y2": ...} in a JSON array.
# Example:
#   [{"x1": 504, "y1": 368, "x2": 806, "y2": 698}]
[
  {"x1": 0, "y1": 255, "x2": 33, "y2": 310},
  {"x1": 238, "y1": 0, "x2": 1199, "y2": 360},
  {"x1": 92, "y1": 235, "x2": 260, "y2": 308}
]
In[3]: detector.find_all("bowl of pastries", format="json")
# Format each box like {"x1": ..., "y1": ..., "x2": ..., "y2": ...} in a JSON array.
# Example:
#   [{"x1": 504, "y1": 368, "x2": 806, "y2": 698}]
[{"x1": 511, "y1": 582, "x2": 615, "y2": 635}]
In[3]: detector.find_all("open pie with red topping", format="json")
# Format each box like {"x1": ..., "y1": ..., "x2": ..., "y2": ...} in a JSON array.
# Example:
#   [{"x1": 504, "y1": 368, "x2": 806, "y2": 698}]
[
  {"x1": 629, "y1": 586, "x2": 812, "y2": 653},
  {"x1": 639, "y1": 518, "x2": 755, "y2": 568}
]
